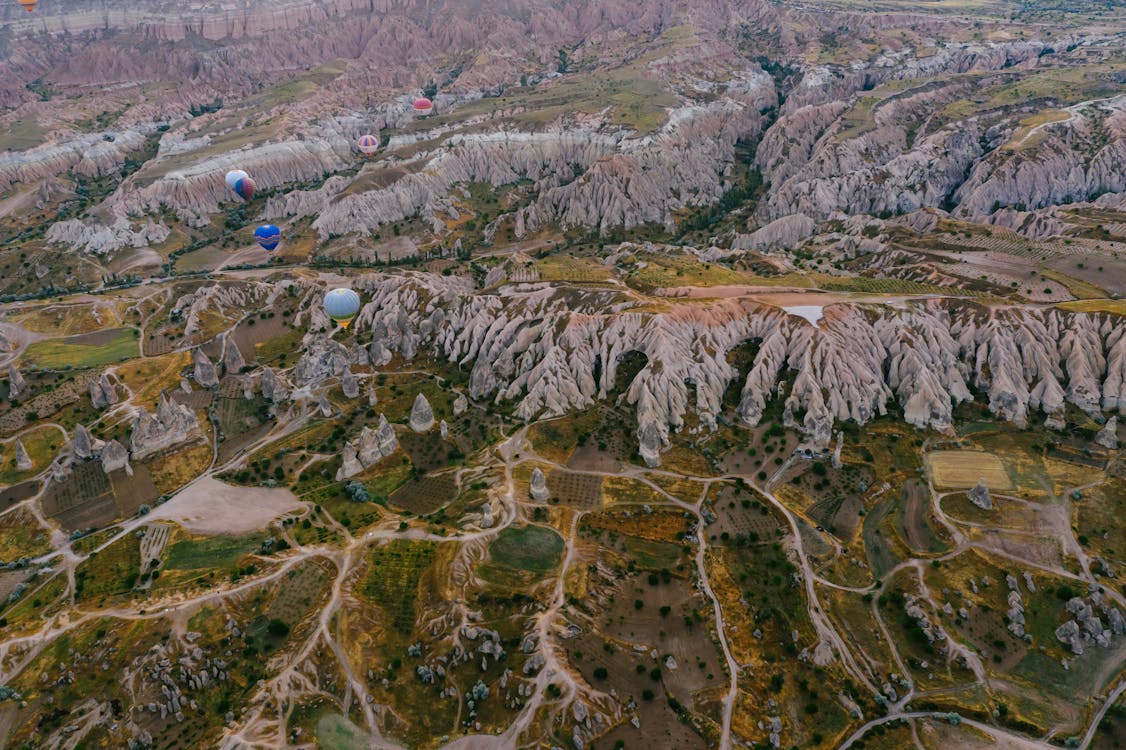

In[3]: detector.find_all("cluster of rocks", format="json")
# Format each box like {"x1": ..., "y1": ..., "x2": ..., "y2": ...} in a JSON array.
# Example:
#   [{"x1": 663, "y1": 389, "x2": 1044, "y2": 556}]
[
  {"x1": 904, "y1": 595, "x2": 946, "y2": 651},
  {"x1": 1055, "y1": 591, "x2": 1126, "y2": 656},
  {"x1": 1004, "y1": 574, "x2": 1030, "y2": 640},
  {"x1": 336, "y1": 415, "x2": 399, "y2": 480},
  {"x1": 130, "y1": 394, "x2": 202, "y2": 461},
  {"x1": 138, "y1": 643, "x2": 230, "y2": 724}
]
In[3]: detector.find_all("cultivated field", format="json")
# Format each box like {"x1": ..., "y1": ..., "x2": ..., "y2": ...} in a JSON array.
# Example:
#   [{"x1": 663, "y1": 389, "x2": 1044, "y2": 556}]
[{"x1": 926, "y1": 450, "x2": 1014, "y2": 490}]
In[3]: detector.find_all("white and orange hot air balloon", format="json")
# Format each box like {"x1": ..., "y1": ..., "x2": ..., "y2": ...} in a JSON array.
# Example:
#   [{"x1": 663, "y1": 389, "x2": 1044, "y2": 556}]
[{"x1": 17, "y1": 0, "x2": 38, "y2": 11}]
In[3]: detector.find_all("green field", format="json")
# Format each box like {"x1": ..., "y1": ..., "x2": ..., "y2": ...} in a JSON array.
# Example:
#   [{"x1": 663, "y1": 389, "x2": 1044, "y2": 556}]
[
  {"x1": 164, "y1": 532, "x2": 266, "y2": 571},
  {"x1": 20, "y1": 328, "x2": 139, "y2": 370},
  {"x1": 487, "y1": 525, "x2": 564, "y2": 572},
  {"x1": 315, "y1": 713, "x2": 372, "y2": 750},
  {"x1": 360, "y1": 540, "x2": 439, "y2": 635}
]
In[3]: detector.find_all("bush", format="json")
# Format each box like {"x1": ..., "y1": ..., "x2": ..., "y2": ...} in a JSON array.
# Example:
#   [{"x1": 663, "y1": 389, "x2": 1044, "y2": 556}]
[
  {"x1": 266, "y1": 619, "x2": 290, "y2": 638},
  {"x1": 593, "y1": 667, "x2": 608, "y2": 680}
]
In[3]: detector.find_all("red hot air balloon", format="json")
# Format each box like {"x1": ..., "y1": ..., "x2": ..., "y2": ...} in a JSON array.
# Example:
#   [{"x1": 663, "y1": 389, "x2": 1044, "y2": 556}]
[{"x1": 412, "y1": 97, "x2": 433, "y2": 115}]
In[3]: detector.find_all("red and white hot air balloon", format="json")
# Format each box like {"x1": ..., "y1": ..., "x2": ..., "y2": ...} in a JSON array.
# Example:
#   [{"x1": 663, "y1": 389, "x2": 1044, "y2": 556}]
[{"x1": 412, "y1": 97, "x2": 433, "y2": 115}]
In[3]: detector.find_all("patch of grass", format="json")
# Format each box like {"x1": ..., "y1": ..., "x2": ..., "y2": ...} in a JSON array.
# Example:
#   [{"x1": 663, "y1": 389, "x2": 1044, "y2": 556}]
[
  {"x1": 1039, "y1": 268, "x2": 1107, "y2": 300},
  {"x1": 20, "y1": 328, "x2": 139, "y2": 370},
  {"x1": 74, "y1": 534, "x2": 141, "y2": 602},
  {"x1": 488, "y1": 525, "x2": 564, "y2": 572},
  {"x1": 1055, "y1": 298, "x2": 1126, "y2": 315},
  {"x1": 164, "y1": 531, "x2": 266, "y2": 571},
  {"x1": 359, "y1": 540, "x2": 439, "y2": 635},
  {"x1": 0, "y1": 425, "x2": 60, "y2": 485},
  {"x1": 0, "y1": 114, "x2": 45, "y2": 152}
]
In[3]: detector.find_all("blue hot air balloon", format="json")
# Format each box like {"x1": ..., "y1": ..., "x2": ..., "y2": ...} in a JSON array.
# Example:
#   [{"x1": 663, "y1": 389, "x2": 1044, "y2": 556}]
[
  {"x1": 357, "y1": 133, "x2": 380, "y2": 157},
  {"x1": 254, "y1": 224, "x2": 281, "y2": 252},
  {"x1": 323, "y1": 288, "x2": 361, "y2": 330}
]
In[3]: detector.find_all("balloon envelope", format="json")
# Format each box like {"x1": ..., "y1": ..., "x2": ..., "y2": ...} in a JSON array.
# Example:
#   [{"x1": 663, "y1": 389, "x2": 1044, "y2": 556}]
[
  {"x1": 323, "y1": 288, "x2": 361, "y2": 328},
  {"x1": 232, "y1": 175, "x2": 256, "y2": 201},
  {"x1": 412, "y1": 97, "x2": 433, "y2": 113},
  {"x1": 254, "y1": 224, "x2": 281, "y2": 252},
  {"x1": 356, "y1": 134, "x2": 380, "y2": 156},
  {"x1": 17, "y1": 0, "x2": 36, "y2": 10},
  {"x1": 225, "y1": 170, "x2": 248, "y2": 190}
]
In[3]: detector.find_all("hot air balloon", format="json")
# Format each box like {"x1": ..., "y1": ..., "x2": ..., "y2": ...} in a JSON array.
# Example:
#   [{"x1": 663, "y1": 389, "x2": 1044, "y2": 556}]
[
  {"x1": 412, "y1": 97, "x2": 433, "y2": 115},
  {"x1": 254, "y1": 224, "x2": 281, "y2": 252},
  {"x1": 356, "y1": 133, "x2": 380, "y2": 157},
  {"x1": 225, "y1": 170, "x2": 256, "y2": 201},
  {"x1": 16, "y1": 0, "x2": 37, "y2": 11},
  {"x1": 323, "y1": 288, "x2": 361, "y2": 330}
]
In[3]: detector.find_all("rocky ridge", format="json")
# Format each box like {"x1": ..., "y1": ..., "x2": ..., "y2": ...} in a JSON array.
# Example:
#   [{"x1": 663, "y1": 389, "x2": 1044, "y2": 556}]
[{"x1": 341, "y1": 273, "x2": 1125, "y2": 465}]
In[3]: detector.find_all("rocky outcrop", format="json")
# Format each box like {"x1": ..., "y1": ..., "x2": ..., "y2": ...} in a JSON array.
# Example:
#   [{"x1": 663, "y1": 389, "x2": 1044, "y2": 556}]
[
  {"x1": 968, "y1": 479, "x2": 992, "y2": 511},
  {"x1": 173, "y1": 283, "x2": 272, "y2": 339},
  {"x1": 131, "y1": 393, "x2": 202, "y2": 460},
  {"x1": 260, "y1": 367, "x2": 288, "y2": 404},
  {"x1": 6, "y1": 367, "x2": 26, "y2": 400},
  {"x1": 529, "y1": 468, "x2": 550, "y2": 502},
  {"x1": 733, "y1": 214, "x2": 817, "y2": 252},
  {"x1": 345, "y1": 273, "x2": 1126, "y2": 465},
  {"x1": 73, "y1": 424, "x2": 105, "y2": 460},
  {"x1": 223, "y1": 336, "x2": 246, "y2": 375},
  {"x1": 410, "y1": 393, "x2": 435, "y2": 433},
  {"x1": 47, "y1": 217, "x2": 170, "y2": 257},
  {"x1": 336, "y1": 415, "x2": 398, "y2": 479},
  {"x1": 341, "y1": 368, "x2": 359, "y2": 400},
  {"x1": 193, "y1": 349, "x2": 218, "y2": 388},
  {"x1": 293, "y1": 339, "x2": 350, "y2": 388},
  {"x1": 89, "y1": 372, "x2": 119, "y2": 409},
  {"x1": 1096, "y1": 417, "x2": 1118, "y2": 450},
  {"x1": 101, "y1": 439, "x2": 131, "y2": 475},
  {"x1": 14, "y1": 439, "x2": 32, "y2": 471},
  {"x1": 453, "y1": 393, "x2": 468, "y2": 416}
]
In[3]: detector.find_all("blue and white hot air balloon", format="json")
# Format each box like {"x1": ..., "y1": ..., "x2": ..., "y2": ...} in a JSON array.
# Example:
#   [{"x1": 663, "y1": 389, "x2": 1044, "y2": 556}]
[
  {"x1": 225, "y1": 169, "x2": 256, "y2": 201},
  {"x1": 323, "y1": 288, "x2": 361, "y2": 330},
  {"x1": 254, "y1": 224, "x2": 281, "y2": 252}
]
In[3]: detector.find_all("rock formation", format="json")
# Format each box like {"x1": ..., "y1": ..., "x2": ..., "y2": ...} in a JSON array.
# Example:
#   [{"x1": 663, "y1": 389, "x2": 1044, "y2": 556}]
[
  {"x1": 410, "y1": 393, "x2": 435, "y2": 433},
  {"x1": 101, "y1": 440, "x2": 131, "y2": 475},
  {"x1": 14, "y1": 440, "x2": 31, "y2": 471},
  {"x1": 341, "y1": 368, "x2": 359, "y2": 400},
  {"x1": 1096, "y1": 417, "x2": 1118, "y2": 450},
  {"x1": 223, "y1": 336, "x2": 246, "y2": 375},
  {"x1": 7, "y1": 367, "x2": 26, "y2": 400},
  {"x1": 343, "y1": 274, "x2": 1126, "y2": 466},
  {"x1": 453, "y1": 393, "x2": 468, "y2": 416},
  {"x1": 968, "y1": 479, "x2": 992, "y2": 511},
  {"x1": 131, "y1": 394, "x2": 202, "y2": 461},
  {"x1": 530, "y1": 468, "x2": 550, "y2": 502},
  {"x1": 337, "y1": 415, "x2": 398, "y2": 479},
  {"x1": 193, "y1": 349, "x2": 218, "y2": 388},
  {"x1": 73, "y1": 424, "x2": 105, "y2": 460},
  {"x1": 89, "y1": 372, "x2": 119, "y2": 409},
  {"x1": 260, "y1": 367, "x2": 288, "y2": 404},
  {"x1": 440, "y1": 420, "x2": 449, "y2": 440}
]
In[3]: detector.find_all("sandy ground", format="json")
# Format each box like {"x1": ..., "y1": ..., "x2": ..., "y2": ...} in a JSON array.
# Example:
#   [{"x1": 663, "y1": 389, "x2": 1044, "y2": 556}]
[{"x1": 150, "y1": 476, "x2": 303, "y2": 535}]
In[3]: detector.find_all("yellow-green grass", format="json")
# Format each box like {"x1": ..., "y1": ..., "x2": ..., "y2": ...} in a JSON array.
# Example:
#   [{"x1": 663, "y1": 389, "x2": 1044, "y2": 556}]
[
  {"x1": 943, "y1": 63, "x2": 1126, "y2": 122},
  {"x1": 13, "y1": 303, "x2": 122, "y2": 336},
  {"x1": 535, "y1": 255, "x2": 613, "y2": 283},
  {"x1": 926, "y1": 450, "x2": 1013, "y2": 490},
  {"x1": 20, "y1": 328, "x2": 139, "y2": 370},
  {"x1": 1039, "y1": 268, "x2": 1108, "y2": 300},
  {"x1": 115, "y1": 351, "x2": 191, "y2": 408},
  {"x1": 0, "y1": 425, "x2": 61, "y2": 485},
  {"x1": 1055, "y1": 298, "x2": 1126, "y2": 315},
  {"x1": 1003, "y1": 109, "x2": 1071, "y2": 151},
  {"x1": 0, "y1": 114, "x2": 45, "y2": 152},
  {"x1": 629, "y1": 253, "x2": 809, "y2": 290}
]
